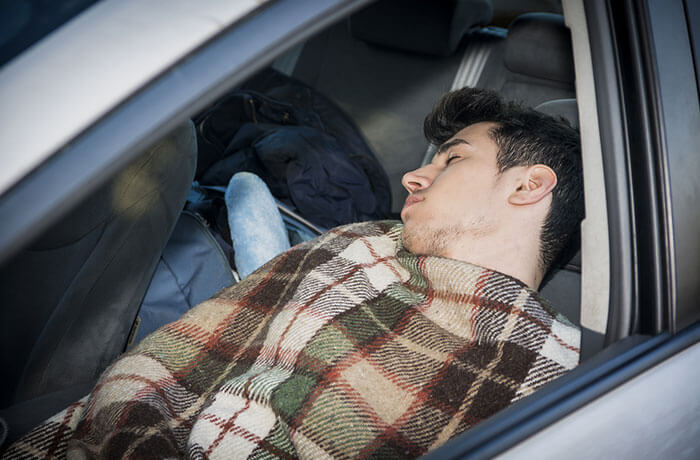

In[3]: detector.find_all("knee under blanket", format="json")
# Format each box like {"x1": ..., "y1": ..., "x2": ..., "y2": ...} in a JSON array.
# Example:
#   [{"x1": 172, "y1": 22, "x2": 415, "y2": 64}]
[{"x1": 3, "y1": 221, "x2": 580, "y2": 459}]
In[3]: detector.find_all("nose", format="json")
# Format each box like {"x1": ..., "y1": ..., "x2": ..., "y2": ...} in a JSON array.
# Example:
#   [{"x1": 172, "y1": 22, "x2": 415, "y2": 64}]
[{"x1": 401, "y1": 165, "x2": 434, "y2": 193}]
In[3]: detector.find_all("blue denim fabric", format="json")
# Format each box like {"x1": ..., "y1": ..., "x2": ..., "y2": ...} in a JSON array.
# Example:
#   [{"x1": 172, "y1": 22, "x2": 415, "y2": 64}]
[{"x1": 225, "y1": 172, "x2": 290, "y2": 279}]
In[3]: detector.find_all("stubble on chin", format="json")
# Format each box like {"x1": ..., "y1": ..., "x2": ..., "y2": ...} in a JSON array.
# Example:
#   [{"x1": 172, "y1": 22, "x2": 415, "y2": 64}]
[{"x1": 401, "y1": 222, "x2": 465, "y2": 258}]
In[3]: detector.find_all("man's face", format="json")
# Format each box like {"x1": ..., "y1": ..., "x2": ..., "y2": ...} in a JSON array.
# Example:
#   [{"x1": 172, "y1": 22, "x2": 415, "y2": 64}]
[{"x1": 400, "y1": 121, "x2": 514, "y2": 258}]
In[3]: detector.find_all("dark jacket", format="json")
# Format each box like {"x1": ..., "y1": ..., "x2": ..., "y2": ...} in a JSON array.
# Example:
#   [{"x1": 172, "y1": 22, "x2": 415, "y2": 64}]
[{"x1": 195, "y1": 69, "x2": 391, "y2": 229}]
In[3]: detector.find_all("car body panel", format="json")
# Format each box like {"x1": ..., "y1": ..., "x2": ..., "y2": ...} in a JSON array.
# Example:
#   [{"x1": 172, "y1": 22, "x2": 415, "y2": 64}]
[{"x1": 496, "y1": 331, "x2": 700, "y2": 459}]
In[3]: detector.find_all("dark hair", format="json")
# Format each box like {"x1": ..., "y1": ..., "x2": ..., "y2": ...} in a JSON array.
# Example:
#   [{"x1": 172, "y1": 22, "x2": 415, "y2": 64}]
[{"x1": 424, "y1": 87, "x2": 584, "y2": 272}]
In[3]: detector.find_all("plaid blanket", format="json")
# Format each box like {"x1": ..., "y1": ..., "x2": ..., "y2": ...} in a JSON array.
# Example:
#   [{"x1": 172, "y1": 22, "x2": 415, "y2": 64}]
[{"x1": 3, "y1": 221, "x2": 580, "y2": 459}]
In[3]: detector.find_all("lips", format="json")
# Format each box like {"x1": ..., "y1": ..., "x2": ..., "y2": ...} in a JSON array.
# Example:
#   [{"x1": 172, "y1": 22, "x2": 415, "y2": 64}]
[{"x1": 402, "y1": 194, "x2": 423, "y2": 210}]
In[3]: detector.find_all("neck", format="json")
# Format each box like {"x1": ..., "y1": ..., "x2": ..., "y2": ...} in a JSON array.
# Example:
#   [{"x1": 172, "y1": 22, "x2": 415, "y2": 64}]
[{"x1": 444, "y1": 230, "x2": 543, "y2": 290}]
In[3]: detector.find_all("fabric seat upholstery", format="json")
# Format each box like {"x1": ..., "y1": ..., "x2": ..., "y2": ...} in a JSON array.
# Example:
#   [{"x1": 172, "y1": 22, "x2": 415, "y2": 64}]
[
  {"x1": 474, "y1": 12, "x2": 576, "y2": 107},
  {"x1": 0, "y1": 121, "x2": 197, "y2": 409}
]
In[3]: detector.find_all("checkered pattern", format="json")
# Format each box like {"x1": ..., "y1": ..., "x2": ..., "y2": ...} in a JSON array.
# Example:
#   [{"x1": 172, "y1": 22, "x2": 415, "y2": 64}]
[{"x1": 3, "y1": 221, "x2": 580, "y2": 459}]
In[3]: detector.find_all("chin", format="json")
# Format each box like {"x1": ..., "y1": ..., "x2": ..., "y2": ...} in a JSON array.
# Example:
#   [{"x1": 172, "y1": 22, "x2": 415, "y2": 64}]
[
  {"x1": 401, "y1": 220, "x2": 435, "y2": 256},
  {"x1": 400, "y1": 220, "x2": 420, "y2": 252},
  {"x1": 401, "y1": 220, "x2": 463, "y2": 258}
]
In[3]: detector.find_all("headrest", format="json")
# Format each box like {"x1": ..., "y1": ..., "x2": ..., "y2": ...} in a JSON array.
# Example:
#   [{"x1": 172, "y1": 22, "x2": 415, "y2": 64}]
[
  {"x1": 349, "y1": 0, "x2": 493, "y2": 57},
  {"x1": 505, "y1": 13, "x2": 574, "y2": 83},
  {"x1": 536, "y1": 98, "x2": 579, "y2": 130}
]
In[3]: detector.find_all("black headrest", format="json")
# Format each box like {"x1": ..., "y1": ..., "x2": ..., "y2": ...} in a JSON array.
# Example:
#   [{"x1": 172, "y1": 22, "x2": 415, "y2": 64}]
[
  {"x1": 350, "y1": 0, "x2": 493, "y2": 57},
  {"x1": 536, "y1": 98, "x2": 579, "y2": 130},
  {"x1": 505, "y1": 13, "x2": 574, "y2": 83}
]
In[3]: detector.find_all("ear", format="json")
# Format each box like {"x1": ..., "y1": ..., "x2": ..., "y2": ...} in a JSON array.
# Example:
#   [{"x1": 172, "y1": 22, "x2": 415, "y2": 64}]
[{"x1": 508, "y1": 165, "x2": 557, "y2": 206}]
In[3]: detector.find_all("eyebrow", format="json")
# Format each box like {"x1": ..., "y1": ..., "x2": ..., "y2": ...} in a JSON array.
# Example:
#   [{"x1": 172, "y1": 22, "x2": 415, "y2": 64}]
[{"x1": 435, "y1": 138, "x2": 470, "y2": 157}]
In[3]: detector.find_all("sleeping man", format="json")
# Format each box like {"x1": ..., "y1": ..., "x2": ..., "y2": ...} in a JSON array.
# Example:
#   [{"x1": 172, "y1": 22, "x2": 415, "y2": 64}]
[{"x1": 4, "y1": 87, "x2": 584, "y2": 460}]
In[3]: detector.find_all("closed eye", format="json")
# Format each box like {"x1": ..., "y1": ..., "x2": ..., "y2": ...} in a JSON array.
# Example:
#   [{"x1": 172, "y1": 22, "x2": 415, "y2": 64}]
[{"x1": 446, "y1": 154, "x2": 461, "y2": 165}]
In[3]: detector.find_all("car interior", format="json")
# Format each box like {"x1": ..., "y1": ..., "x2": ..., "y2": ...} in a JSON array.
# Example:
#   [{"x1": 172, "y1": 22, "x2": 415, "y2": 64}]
[{"x1": 0, "y1": 0, "x2": 605, "y2": 450}]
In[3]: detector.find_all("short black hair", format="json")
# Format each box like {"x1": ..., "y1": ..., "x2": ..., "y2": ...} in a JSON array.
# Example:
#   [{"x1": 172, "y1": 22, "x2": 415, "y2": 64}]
[{"x1": 424, "y1": 87, "x2": 584, "y2": 273}]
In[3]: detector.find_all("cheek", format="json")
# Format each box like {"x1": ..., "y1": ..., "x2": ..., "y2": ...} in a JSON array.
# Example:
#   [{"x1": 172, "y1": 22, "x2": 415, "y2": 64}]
[{"x1": 452, "y1": 189, "x2": 499, "y2": 223}]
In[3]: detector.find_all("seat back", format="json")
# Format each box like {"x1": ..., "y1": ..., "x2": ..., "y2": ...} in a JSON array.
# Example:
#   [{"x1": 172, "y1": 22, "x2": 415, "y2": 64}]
[
  {"x1": 349, "y1": 0, "x2": 493, "y2": 57},
  {"x1": 474, "y1": 12, "x2": 576, "y2": 106},
  {"x1": 0, "y1": 121, "x2": 197, "y2": 408}
]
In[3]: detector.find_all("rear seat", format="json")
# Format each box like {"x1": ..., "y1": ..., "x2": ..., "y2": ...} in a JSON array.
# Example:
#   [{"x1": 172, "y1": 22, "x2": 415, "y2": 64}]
[
  {"x1": 347, "y1": 2, "x2": 578, "y2": 163},
  {"x1": 350, "y1": 4, "x2": 577, "y2": 171},
  {"x1": 425, "y1": 11, "x2": 577, "y2": 129},
  {"x1": 475, "y1": 12, "x2": 576, "y2": 106},
  {"x1": 349, "y1": 0, "x2": 493, "y2": 57}
]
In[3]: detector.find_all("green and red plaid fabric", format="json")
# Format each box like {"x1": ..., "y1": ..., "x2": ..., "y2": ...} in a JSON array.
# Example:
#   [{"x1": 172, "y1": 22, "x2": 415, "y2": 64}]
[{"x1": 3, "y1": 221, "x2": 580, "y2": 459}]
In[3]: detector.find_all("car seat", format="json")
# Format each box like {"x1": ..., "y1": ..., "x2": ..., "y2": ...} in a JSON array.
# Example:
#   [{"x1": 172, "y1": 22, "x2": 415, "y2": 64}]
[
  {"x1": 477, "y1": 12, "x2": 576, "y2": 106},
  {"x1": 0, "y1": 121, "x2": 197, "y2": 414},
  {"x1": 349, "y1": 0, "x2": 493, "y2": 57}
]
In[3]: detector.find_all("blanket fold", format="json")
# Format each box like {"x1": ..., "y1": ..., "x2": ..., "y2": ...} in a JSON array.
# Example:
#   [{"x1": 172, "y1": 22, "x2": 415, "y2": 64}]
[{"x1": 3, "y1": 221, "x2": 579, "y2": 460}]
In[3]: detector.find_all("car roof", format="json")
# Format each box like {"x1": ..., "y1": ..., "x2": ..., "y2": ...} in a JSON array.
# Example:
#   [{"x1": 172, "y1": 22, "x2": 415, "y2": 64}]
[{"x1": 0, "y1": 0, "x2": 266, "y2": 196}]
